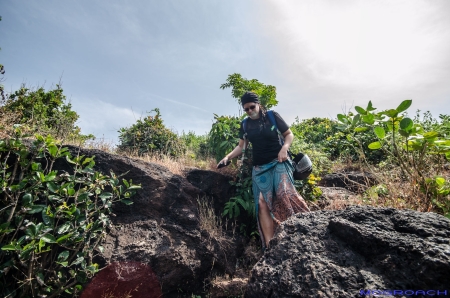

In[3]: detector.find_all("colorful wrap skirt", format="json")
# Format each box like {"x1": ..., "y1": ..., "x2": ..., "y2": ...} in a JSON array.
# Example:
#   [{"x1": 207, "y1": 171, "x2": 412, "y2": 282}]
[{"x1": 252, "y1": 159, "x2": 310, "y2": 249}]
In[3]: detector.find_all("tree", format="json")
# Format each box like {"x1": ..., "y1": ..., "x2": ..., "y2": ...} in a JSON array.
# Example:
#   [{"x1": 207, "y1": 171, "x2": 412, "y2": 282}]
[{"x1": 220, "y1": 73, "x2": 278, "y2": 109}]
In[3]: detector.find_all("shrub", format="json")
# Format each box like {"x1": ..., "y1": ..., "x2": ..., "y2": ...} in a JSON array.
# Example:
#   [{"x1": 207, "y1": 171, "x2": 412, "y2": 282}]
[
  {"x1": 180, "y1": 131, "x2": 211, "y2": 160},
  {"x1": 337, "y1": 100, "x2": 450, "y2": 217},
  {"x1": 118, "y1": 108, "x2": 185, "y2": 157},
  {"x1": 208, "y1": 114, "x2": 242, "y2": 163},
  {"x1": 0, "y1": 129, "x2": 140, "y2": 297},
  {"x1": 0, "y1": 85, "x2": 93, "y2": 143}
]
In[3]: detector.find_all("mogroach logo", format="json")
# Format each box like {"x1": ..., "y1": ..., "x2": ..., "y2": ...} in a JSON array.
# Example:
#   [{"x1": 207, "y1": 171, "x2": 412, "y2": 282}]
[{"x1": 359, "y1": 289, "x2": 448, "y2": 296}]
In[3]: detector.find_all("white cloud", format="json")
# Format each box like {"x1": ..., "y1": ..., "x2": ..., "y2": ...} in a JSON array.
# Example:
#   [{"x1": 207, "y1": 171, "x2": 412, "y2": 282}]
[
  {"x1": 260, "y1": 0, "x2": 450, "y2": 120},
  {"x1": 71, "y1": 98, "x2": 136, "y2": 143}
]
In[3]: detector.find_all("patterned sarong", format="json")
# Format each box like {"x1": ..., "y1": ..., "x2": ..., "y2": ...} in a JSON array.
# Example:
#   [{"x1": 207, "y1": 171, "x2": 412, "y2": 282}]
[{"x1": 252, "y1": 159, "x2": 310, "y2": 249}]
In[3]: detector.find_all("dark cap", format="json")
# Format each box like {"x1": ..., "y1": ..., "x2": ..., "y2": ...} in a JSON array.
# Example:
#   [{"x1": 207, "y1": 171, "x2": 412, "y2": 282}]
[{"x1": 241, "y1": 91, "x2": 260, "y2": 106}]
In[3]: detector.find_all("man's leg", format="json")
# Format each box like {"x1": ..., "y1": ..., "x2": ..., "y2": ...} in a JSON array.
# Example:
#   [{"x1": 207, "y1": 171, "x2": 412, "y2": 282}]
[{"x1": 258, "y1": 193, "x2": 274, "y2": 247}]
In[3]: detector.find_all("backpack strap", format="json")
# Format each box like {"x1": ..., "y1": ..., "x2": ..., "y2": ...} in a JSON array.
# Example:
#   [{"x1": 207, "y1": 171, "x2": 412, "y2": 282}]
[
  {"x1": 267, "y1": 110, "x2": 285, "y2": 146},
  {"x1": 241, "y1": 118, "x2": 250, "y2": 157}
]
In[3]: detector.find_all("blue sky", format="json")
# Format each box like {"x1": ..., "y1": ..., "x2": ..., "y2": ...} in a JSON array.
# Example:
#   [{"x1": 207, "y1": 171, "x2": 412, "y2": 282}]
[{"x1": 1, "y1": 0, "x2": 449, "y2": 144}]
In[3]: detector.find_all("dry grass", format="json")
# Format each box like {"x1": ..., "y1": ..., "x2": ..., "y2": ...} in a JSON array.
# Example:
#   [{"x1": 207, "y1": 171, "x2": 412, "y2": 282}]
[
  {"x1": 197, "y1": 197, "x2": 223, "y2": 239},
  {"x1": 81, "y1": 137, "x2": 117, "y2": 153},
  {"x1": 330, "y1": 158, "x2": 449, "y2": 214}
]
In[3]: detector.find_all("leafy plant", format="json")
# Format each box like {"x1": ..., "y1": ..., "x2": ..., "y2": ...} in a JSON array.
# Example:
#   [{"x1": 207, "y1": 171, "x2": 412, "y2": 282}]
[
  {"x1": 118, "y1": 108, "x2": 185, "y2": 157},
  {"x1": 0, "y1": 129, "x2": 140, "y2": 297},
  {"x1": 208, "y1": 115, "x2": 241, "y2": 163},
  {"x1": 337, "y1": 100, "x2": 450, "y2": 214},
  {"x1": 180, "y1": 131, "x2": 211, "y2": 160},
  {"x1": 1, "y1": 85, "x2": 92, "y2": 143}
]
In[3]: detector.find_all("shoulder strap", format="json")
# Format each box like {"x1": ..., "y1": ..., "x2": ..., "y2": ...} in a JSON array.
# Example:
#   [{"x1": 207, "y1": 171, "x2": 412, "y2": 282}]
[
  {"x1": 267, "y1": 110, "x2": 284, "y2": 146},
  {"x1": 267, "y1": 110, "x2": 277, "y2": 131},
  {"x1": 242, "y1": 117, "x2": 248, "y2": 133}
]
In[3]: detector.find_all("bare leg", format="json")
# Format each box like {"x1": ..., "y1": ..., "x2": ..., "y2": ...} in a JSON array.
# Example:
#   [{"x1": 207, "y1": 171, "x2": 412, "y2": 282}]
[{"x1": 258, "y1": 193, "x2": 274, "y2": 247}]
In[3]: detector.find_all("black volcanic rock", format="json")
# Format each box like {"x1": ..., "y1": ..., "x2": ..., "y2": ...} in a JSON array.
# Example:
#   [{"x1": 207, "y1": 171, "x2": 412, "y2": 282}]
[{"x1": 245, "y1": 206, "x2": 450, "y2": 297}]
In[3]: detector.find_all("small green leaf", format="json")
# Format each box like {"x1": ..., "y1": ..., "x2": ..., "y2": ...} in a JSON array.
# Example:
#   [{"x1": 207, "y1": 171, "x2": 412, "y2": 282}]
[
  {"x1": 362, "y1": 114, "x2": 375, "y2": 125},
  {"x1": 71, "y1": 257, "x2": 85, "y2": 266},
  {"x1": 65, "y1": 155, "x2": 76, "y2": 164},
  {"x1": 41, "y1": 234, "x2": 56, "y2": 243},
  {"x1": 373, "y1": 126, "x2": 386, "y2": 139},
  {"x1": 384, "y1": 109, "x2": 398, "y2": 118},
  {"x1": 126, "y1": 185, "x2": 141, "y2": 190},
  {"x1": 99, "y1": 192, "x2": 112, "y2": 199},
  {"x1": 352, "y1": 114, "x2": 360, "y2": 126},
  {"x1": 48, "y1": 145, "x2": 58, "y2": 157},
  {"x1": 28, "y1": 205, "x2": 46, "y2": 214},
  {"x1": 423, "y1": 131, "x2": 439, "y2": 139},
  {"x1": 45, "y1": 172, "x2": 57, "y2": 182},
  {"x1": 56, "y1": 233, "x2": 72, "y2": 243},
  {"x1": 58, "y1": 251, "x2": 70, "y2": 262},
  {"x1": 354, "y1": 127, "x2": 369, "y2": 132},
  {"x1": 57, "y1": 223, "x2": 71, "y2": 235},
  {"x1": 396, "y1": 99, "x2": 412, "y2": 113},
  {"x1": 400, "y1": 118, "x2": 413, "y2": 131},
  {"x1": 337, "y1": 114, "x2": 347, "y2": 123},
  {"x1": 22, "y1": 193, "x2": 33, "y2": 206},
  {"x1": 368, "y1": 142, "x2": 382, "y2": 150},
  {"x1": 366, "y1": 101, "x2": 376, "y2": 111},
  {"x1": 42, "y1": 208, "x2": 52, "y2": 225},
  {"x1": 435, "y1": 177, "x2": 445, "y2": 186},
  {"x1": 31, "y1": 162, "x2": 40, "y2": 171},
  {"x1": 1, "y1": 244, "x2": 17, "y2": 251},
  {"x1": 120, "y1": 199, "x2": 133, "y2": 205},
  {"x1": 47, "y1": 182, "x2": 59, "y2": 193},
  {"x1": 355, "y1": 106, "x2": 367, "y2": 115}
]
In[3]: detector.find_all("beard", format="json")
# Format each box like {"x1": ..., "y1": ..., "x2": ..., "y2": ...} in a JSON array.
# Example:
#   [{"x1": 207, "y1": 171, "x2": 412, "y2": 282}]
[{"x1": 248, "y1": 110, "x2": 259, "y2": 119}]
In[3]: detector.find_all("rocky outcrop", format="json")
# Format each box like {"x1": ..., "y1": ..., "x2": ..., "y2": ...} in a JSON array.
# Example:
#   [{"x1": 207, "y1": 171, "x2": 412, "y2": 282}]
[
  {"x1": 245, "y1": 206, "x2": 450, "y2": 297},
  {"x1": 186, "y1": 169, "x2": 236, "y2": 216},
  {"x1": 319, "y1": 171, "x2": 379, "y2": 192},
  {"x1": 52, "y1": 146, "x2": 243, "y2": 297}
]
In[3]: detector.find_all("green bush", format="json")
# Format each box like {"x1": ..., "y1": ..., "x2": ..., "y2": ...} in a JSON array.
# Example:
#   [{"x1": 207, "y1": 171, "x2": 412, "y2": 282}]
[
  {"x1": 208, "y1": 114, "x2": 241, "y2": 163},
  {"x1": 337, "y1": 100, "x2": 450, "y2": 217},
  {"x1": 0, "y1": 129, "x2": 140, "y2": 297},
  {"x1": 180, "y1": 131, "x2": 211, "y2": 160},
  {"x1": 118, "y1": 108, "x2": 185, "y2": 157},
  {"x1": 0, "y1": 85, "x2": 93, "y2": 143}
]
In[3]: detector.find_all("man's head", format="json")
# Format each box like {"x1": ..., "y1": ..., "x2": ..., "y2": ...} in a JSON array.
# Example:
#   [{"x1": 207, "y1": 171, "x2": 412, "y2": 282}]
[{"x1": 241, "y1": 92, "x2": 261, "y2": 119}]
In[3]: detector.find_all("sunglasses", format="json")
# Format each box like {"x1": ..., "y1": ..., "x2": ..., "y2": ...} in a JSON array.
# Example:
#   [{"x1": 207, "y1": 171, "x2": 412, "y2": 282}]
[{"x1": 244, "y1": 105, "x2": 257, "y2": 112}]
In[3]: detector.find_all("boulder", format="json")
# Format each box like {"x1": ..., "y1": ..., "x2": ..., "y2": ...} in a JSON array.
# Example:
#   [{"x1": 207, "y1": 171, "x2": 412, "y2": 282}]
[
  {"x1": 246, "y1": 206, "x2": 450, "y2": 297},
  {"x1": 314, "y1": 187, "x2": 358, "y2": 210},
  {"x1": 186, "y1": 169, "x2": 236, "y2": 216},
  {"x1": 52, "y1": 146, "x2": 243, "y2": 297},
  {"x1": 319, "y1": 171, "x2": 379, "y2": 192}
]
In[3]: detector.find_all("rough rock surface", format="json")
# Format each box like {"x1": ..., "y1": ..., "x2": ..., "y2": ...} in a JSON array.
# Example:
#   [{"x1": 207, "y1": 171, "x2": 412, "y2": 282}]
[
  {"x1": 319, "y1": 171, "x2": 379, "y2": 192},
  {"x1": 52, "y1": 146, "x2": 242, "y2": 297},
  {"x1": 308, "y1": 187, "x2": 359, "y2": 211},
  {"x1": 186, "y1": 169, "x2": 236, "y2": 216},
  {"x1": 245, "y1": 206, "x2": 450, "y2": 297}
]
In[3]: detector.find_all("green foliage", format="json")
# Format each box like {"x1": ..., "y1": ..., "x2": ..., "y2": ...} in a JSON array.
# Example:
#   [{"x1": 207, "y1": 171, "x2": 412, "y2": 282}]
[
  {"x1": 118, "y1": 108, "x2": 185, "y2": 157},
  {"x1": 423, "y1": 176, "x2": 450, "y2": 218},
  {"x1": 0, "y1": 85, "x2": 93, "y2": 142},
  {"x1": 294, "y1": 173, "x2": 323, "y2": 201},
  {"x1": 223, "y1": 153, "x2": 254, "y2": 220},
  {"x1": 220, "y1": 73, "x2": 278, "y2": 109},
  {"x1": 337, "y1": 100, "x2": 450, "y2": 214},
  {"x1": 0, "y1": 129, "x2": 140, "y2": 297},
  {"x1": 290, "y1": 116, "x2": 384, "y2": 163},
  {"x1": 208, "y1": 114, "x2": 242, "y2": 162},
  {"x1": 180, "y1": 131, "x2": 211, "y2": 160}
]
